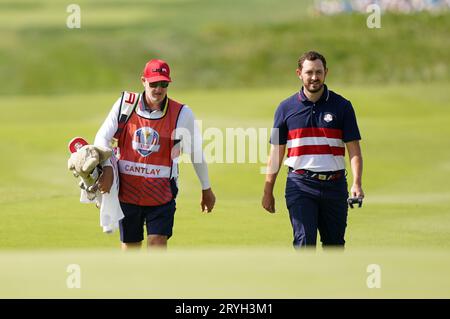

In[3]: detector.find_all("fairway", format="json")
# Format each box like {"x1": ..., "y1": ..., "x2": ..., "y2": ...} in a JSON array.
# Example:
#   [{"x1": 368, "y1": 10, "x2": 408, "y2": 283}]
[
  {"x1": 1, "y1": 85, "x2": 450, "y2": 299},
  {"x1": 1, "y1": 248, "x2": 449, "y2": 298},
  {"x1": 1, "y1": 0, "x2": 449, "y2": 300},
  {"x1": 1, "y1": 84, "x2": 450, "y2": 251}
]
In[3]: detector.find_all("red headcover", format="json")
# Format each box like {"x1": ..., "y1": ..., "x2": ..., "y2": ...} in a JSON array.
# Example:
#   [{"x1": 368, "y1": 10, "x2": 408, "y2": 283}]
[{"x1": 68, "y1": 137, "x2": 89, "y2": 153}]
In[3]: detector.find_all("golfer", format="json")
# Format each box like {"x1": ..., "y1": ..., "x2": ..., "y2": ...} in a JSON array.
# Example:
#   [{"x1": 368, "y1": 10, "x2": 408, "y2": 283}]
[
  {"x1": 95, "y1": 59, "x2": 216, "y2": 250},
  {"x1": 262, "y1": 51, "x2": 364, "y2": 248}
]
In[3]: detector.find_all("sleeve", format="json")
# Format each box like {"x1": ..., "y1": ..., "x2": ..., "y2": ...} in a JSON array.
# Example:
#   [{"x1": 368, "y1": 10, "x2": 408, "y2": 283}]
[
  {"x1": 342, "y1": 101, "x2": 361, "y2": 143},
  {"x1": 270, "y1": 104, "x2": 288, "y2": 145},
  {"x1": 94, "y1": 96, "x2": 121, "y2": 167},
  {"x1": 175, "y1": 106, "x2": 211, "y2": 190}
]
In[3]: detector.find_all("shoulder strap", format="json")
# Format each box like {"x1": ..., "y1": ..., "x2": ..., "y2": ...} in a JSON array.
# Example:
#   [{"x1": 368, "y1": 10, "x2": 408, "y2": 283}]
[{"x1": 113, "y1": 91, "x2": 140, "y2": 140}]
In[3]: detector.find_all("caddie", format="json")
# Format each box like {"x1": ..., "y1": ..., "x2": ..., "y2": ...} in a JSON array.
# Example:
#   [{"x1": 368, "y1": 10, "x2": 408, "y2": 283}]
[
  {"x1": 95, "y1": 59, "x2": 216, "y2": 250},
  {"x1": 262, "y1": 51, "x2": 364, "y2": 248}
]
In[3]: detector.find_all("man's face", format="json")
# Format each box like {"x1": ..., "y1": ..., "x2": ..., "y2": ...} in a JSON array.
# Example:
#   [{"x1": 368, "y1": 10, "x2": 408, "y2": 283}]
[
  {"x1": 141, "y1": 77, "x2": 169, "y2": 106},
  {"x1": 297, "y1": 59, "x2": 328, "y2": 93}
]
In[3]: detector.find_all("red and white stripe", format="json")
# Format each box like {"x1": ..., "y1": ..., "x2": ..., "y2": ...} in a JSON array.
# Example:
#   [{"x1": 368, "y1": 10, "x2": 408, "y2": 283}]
[{"x1": 285, "y1": 128, "x2": 345, "y2": 171}]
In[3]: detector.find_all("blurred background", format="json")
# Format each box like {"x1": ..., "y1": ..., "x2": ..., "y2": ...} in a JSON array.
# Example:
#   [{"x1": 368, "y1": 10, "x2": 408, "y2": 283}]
[
  {"x1": 0, "y1": 0, "x2": 449, "y2": 298},
  {"x1": 1, "y1": 0, "x2": 449, "y2": 95}
]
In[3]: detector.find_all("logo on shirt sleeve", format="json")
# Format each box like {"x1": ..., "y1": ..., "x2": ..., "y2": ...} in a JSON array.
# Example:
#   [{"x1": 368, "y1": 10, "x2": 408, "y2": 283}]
[{"x1": 132, "y1": 127, "x2": 160, "y2": 157}]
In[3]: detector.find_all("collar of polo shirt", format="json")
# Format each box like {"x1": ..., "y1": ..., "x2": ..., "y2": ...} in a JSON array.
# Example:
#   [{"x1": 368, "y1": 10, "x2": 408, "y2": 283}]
[
  {"x1": 299, "y1": 84, "x2": 330, "y2": 104},
  {"x1": 141, "y1": 91, "x2": 168, "y2": 112}
]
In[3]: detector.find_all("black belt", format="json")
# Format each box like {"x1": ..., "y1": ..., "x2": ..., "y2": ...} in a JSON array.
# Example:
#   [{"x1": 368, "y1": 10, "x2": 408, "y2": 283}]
[{"x1": 289, "y1": 168, "x2": 344, "y2": 181}]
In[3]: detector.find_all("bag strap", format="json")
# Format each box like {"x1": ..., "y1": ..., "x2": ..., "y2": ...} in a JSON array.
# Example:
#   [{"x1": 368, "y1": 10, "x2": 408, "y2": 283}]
[{"x1": 113, "y1": 91, "x2": 140, "y2": 141}]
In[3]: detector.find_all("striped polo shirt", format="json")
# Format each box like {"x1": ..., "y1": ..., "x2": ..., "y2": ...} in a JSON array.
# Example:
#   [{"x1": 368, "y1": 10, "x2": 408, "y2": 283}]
[{"x1": 270, "y1": 85, "x2": 361, "y2": 172}]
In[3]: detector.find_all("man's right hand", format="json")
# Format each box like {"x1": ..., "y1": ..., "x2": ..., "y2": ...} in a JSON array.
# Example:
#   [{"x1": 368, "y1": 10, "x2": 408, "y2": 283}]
[
  {"x1": 98, "y1": 166, "x2": 113, "y2": 194},
  {"x1": 262, "y1": 192, "x2": 276, "y2": 213},
  {"x1": 262, "y1": 144, "x2": 285, "y2": 214}
]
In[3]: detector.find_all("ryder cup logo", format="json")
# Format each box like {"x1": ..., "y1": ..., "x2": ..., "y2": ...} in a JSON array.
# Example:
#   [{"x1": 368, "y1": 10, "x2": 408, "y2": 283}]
[
  {"x1": 132, "y1": 127, "x2": 161, "y2": 157},
  {"x1": 324, "y1": 113, "x2": 334, "y2": 123}
]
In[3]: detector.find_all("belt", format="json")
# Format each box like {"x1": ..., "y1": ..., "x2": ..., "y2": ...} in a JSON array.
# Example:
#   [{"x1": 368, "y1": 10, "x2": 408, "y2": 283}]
[{"x1": 289, "y1": 168, "x2": 344, "y2": 181}]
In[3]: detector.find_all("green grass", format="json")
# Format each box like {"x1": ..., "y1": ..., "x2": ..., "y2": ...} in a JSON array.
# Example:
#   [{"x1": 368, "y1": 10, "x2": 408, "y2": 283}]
[
  {"x1": 1, "y1": 83, "x2": 450, "y2": 251},
  {"x1": 0, "y1": 248, "x2": 449, "y2": 298},
  {"x1": 1, "y1": 0, "x2": 449, "y2": 94},
  {"x1": 1, "y1": 0, "x2": 450, "y2": 299}
]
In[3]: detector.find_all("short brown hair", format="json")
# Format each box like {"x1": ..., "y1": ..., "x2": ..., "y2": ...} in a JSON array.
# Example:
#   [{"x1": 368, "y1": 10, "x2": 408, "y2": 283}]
[{"x1": 297, "y1": 51, "x2": 327, "y2": 70}]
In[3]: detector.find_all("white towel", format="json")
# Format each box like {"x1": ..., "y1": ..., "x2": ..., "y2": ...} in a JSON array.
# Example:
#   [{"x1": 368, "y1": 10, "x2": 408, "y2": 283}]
[{"x1": 80, "y1": 156, "x2": 124, "y2": 233}]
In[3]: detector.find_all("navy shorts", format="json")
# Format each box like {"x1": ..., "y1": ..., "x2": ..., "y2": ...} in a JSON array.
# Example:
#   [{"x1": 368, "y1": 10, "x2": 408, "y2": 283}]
[
  {"x1": 119, "y1": 199, "x2": 177, "y2": 243},
  {"x1": 285, "y1": 171, "x2": 348, "y2": 248}
]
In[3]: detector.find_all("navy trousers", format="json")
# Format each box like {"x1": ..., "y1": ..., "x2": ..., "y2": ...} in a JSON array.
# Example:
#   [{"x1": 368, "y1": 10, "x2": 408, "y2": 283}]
[{"x1": 285, "y1": 171, "x2": 349, "y2": 248}]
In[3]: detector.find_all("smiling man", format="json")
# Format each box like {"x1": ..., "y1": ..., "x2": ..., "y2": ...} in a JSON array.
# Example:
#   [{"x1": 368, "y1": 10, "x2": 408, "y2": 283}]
[
  {"x1": 262, "y1": 51, "x2": 364, "y2": 248},
  {"x1": 94, "y1": 59, "x2": 216, "y2": 250}
]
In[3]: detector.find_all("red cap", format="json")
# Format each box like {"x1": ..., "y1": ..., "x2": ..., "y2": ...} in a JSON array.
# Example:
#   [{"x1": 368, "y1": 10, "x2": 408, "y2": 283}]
[{"x1": 142, "y1": 59, "x2": 172, "y2": 83}]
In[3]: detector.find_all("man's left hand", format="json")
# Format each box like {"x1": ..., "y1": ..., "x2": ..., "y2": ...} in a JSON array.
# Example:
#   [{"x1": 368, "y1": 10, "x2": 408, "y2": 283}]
[
  {"x1": 350, "y1": 184, "x2": 365, "y2": 199},
  {"x1": 201, "y1": 188, "x2": 216, "y2": 213}
]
